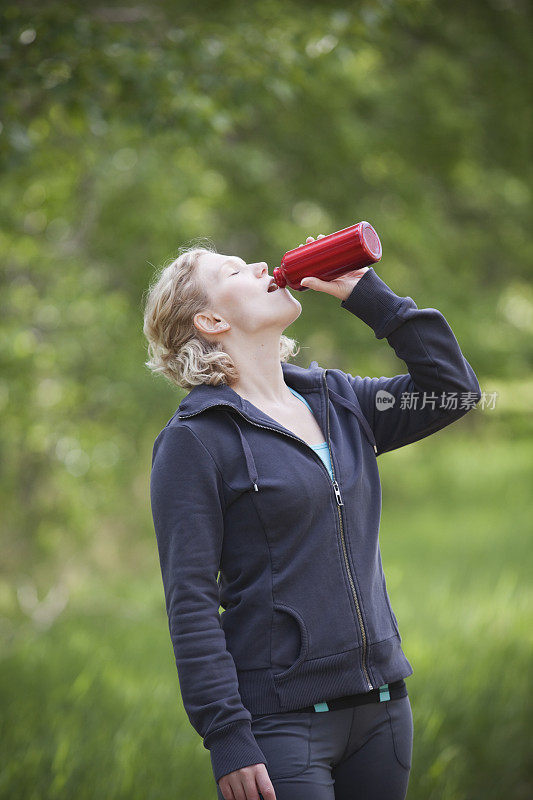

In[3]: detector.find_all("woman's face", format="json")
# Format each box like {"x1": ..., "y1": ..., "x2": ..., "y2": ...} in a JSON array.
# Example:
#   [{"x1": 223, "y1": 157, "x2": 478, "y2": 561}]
[{"x1": 194, "y1": 252, "x2": 302, "y2": 340}]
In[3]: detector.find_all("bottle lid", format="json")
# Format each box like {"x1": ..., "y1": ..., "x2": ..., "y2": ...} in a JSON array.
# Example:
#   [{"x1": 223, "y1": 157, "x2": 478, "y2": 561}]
[
  {"x1": 273, "y1": 267, "x2": 287, "y2": 288},
  {"x1": 360, "y1": 221, "x2": 382, "y2": 261}
]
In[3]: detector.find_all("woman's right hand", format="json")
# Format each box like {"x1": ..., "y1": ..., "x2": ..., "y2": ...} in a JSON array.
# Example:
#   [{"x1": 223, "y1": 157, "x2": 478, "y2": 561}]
[
  {"x1": 218, "y1": 762, "x2": 276, "y2": 800},
  {"x1": 298, "y1": 234, "x2": 369, "y2": 299}
]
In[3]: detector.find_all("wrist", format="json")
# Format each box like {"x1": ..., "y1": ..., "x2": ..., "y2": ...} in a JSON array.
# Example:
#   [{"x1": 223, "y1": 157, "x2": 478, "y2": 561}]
[
  {"x1": 340, "y1": 268, "x2": 371, "y2": 302},
  {"x1": 340, "y1": 267, "x2": 409, "y2": 339}
]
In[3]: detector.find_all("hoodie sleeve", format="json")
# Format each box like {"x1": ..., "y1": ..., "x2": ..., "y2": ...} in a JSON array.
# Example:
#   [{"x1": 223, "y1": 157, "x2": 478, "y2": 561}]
[
  {"x1": 337, "y1": 267, "x2": 482, "y2": 456},
  {"x1": 150, "y1": 423, "x2": 268, "y2": 784}
]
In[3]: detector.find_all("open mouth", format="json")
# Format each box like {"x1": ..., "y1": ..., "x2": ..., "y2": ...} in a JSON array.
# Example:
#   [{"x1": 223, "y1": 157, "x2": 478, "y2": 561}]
[{"x1": 267, "y1": 278, "x2": 279, "y2": 293}]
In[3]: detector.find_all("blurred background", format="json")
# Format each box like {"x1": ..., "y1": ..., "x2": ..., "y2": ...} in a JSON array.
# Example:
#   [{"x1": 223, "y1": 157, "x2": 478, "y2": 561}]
[{"x1": 1, "y1": 1, "x2": 532, "y2": 798}]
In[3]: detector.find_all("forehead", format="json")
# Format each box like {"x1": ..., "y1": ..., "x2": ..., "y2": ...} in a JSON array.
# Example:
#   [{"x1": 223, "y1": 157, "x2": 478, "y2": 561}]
[{"x1": 199, "y1": 252, "x2": 242, "y2": 279}]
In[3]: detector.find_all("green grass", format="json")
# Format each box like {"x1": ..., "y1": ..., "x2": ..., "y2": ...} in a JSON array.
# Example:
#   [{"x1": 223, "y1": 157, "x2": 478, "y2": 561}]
[
  {"x1": 377, "y1": 422, "x2": 532, "y2": 800},
  {"x1": 1, "y1": 423, "x2": 531, "y2": 799}
]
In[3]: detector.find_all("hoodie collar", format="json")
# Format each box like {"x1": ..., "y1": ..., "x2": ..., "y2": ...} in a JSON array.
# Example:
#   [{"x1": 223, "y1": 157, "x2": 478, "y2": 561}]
[
  {"x1": 177, "y1": 359, "x2": 325, "y2": 420},
  {"x1": 175, "y1": 359, "x2": 377, "y2": 493},
  {"x1": 176, "y1": 360, "x2": 325, "y2": 494}
]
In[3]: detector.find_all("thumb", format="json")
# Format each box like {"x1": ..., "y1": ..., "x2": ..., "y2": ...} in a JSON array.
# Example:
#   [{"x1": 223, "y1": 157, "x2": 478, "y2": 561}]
[
  {"x1": 300, "y1": 274, "x2": 341, "y2": 298},
  {"x1": 300, "y1": 276, "x2": 317, "y2": 288},
  {"x1": 301, "y1": 275, "x2": 329, "y2": 290}
]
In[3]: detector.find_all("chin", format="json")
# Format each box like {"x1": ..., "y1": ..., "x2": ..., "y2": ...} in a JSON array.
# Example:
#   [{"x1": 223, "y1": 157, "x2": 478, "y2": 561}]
[
  {"x1": 284, "y1": 299, "x2": 302, "y2": 323},
  {"x1": 283, "y1": 289, "x2": 300, "y2": 305}
]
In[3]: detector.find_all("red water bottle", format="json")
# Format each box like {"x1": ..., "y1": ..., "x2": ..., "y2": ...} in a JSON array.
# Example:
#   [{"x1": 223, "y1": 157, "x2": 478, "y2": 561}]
[{"x1": 273, "y1": 221, "x2": 382, "y2": 292}]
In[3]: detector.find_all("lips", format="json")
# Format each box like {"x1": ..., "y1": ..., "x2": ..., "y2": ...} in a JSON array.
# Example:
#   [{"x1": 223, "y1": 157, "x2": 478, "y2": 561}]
[{"x1": 267, "y1": 278, "x2": 279, "y2": 293}]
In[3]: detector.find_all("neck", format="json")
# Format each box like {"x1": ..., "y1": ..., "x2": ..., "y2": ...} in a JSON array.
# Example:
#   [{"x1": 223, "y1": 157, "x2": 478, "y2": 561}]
[{"x1": 228, "y1": 350, "x2": 293, "y2": 407}]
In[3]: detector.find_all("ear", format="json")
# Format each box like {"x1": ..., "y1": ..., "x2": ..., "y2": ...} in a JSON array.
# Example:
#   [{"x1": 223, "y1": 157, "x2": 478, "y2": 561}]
[{"x1": 193, "y1": 311, "x2": 230, "y2": 335}]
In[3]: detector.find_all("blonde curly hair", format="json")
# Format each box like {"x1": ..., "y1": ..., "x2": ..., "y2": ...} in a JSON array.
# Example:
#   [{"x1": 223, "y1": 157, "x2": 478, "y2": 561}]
[{"x1": 142, "y1": 239, "x2": 300, "y2": 391}]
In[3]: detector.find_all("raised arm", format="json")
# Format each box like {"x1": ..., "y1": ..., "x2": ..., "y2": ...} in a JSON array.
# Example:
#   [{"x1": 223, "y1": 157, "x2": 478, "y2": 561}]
[
  {"x1": 150, "y1": 424, "x2": 267, "y2": 784},
  {"x1": 301, "y1": 263, "x2": 481, "y2": 456},
  {"x1": 335, "y1": 268, "x2": 481, "y2": 454}
]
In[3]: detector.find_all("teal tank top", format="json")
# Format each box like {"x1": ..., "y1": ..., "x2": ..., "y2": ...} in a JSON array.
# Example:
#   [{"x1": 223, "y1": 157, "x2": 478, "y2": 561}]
[{"x1": 287, "y1": 386, "x2": 333, "y2": 481}]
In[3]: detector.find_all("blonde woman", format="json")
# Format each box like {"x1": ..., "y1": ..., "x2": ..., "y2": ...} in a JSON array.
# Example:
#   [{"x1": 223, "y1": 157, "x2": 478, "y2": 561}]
[{"x1": 144, "y1": 235, "x2": 481, "y2": 800}]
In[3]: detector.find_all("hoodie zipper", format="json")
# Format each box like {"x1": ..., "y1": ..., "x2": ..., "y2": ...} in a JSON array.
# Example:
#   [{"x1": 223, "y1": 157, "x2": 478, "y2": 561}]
[
  {"x1": 179, "y1": 376, "x2": 374, "y2": 690},
  {"x1": 323, "y1": 370, "x2": 373, "y2": 690}
]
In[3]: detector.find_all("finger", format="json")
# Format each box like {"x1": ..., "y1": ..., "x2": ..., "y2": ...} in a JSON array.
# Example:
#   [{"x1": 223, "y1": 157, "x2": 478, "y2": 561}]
[
  {"x1": 300, "y1": 276, "x2": 320, "y2": 288},
  {"x1": 256, "y1": 774, "x2": 276, "y2": 800},
  {"x1": 229, "y1": 777, "x2": 246, "y2": 800},
  {"x1": 218, "y1": 781, "x2": 236, "y2": 800},
  {"x1": 306, "y1": 236, "x2": 315, "y2": 242},
  {"x1": 300, "y1": 275, "x2": 338, "y2": 296},
  {"x1": 317, "y1": 233, "x2": 326, "y2": 238},
  {"x1": 241, "y1": 771, "x2": 261, "y2": 800}
]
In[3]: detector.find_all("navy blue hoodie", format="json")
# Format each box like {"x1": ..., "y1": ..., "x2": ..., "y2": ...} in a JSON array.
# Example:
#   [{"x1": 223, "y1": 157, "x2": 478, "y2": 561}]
[{"x1": 150, "y1": 267, "x2": 481, "y2": 784}]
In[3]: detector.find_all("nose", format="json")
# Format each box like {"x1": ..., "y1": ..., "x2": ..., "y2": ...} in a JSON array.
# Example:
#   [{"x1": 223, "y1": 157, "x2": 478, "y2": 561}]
[{"x1": 255, "y1": 262, "x2": 268, "y2": 278}]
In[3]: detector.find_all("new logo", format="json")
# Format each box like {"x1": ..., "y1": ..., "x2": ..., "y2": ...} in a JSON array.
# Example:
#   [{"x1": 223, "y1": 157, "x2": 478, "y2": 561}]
[{"x1": 375, "y1": 390, "x2": 395, "y2": 411}]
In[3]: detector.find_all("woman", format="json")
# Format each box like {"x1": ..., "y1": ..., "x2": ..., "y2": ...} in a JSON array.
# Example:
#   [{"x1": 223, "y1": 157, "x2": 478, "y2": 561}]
[{"x1": 144, "y1": 235, "x2": 481, "y2": 800}]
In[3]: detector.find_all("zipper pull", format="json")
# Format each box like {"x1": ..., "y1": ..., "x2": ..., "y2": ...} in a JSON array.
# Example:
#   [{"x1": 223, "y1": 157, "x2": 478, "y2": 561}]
[
  {"x1": 373, "y1": 444, "x2": 378, "y2": 454},
  {"x1": 332, "y1": 480, "x2": 344, "y2": 506}
]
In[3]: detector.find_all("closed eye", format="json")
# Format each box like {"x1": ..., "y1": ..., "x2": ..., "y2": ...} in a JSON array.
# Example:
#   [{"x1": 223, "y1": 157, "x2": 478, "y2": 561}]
[{"x1": 230, "y1": 271, "x2": 239, "y2": 276}]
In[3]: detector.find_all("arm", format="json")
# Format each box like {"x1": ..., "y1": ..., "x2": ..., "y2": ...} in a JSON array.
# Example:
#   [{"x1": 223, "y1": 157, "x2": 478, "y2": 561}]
[
  {"x1": 150, "y1": 424, "x2": 267, "y2": 783},
  {"x1": 336, "y1": 267, "x2": 482, "y2": 455}
]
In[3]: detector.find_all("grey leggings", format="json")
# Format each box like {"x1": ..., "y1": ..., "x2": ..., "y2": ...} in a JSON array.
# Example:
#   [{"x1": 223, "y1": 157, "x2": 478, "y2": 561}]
[{"x1": 216, "y1": 694, "x2": 413, "y2": 800}]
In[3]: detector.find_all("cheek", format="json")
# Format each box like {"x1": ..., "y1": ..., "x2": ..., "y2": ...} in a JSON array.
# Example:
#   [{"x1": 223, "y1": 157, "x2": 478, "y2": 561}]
[
  {"x1": 225, "y1": 287, "x2": 270, "y2": 329},
  {"x1": 222, "y1": 287, "x2": 246, "y2": 315},
  {"x1": 216, "y1": 286, "x2": 244, "y2": 317}
]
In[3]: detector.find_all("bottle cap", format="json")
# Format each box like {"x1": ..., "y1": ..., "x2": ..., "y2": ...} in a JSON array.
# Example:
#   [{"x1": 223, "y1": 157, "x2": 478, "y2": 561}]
[
  {"x1": 360, "y1": 221, "x2": 382, "y2": 261},
  {"x1": 272, "y1": 267, "x2": 287, "y2": 288}
]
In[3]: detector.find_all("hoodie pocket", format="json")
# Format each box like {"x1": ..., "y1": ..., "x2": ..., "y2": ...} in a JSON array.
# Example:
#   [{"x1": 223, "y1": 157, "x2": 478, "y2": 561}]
[{"x1": 271, "y1": 602, "x2": 310, "y2": 681}]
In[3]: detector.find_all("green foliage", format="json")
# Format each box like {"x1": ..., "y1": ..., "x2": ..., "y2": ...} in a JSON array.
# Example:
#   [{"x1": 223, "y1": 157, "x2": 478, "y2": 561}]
[
  {"x1": 1, "y1": 430, "x2": 532, "y2": 799},
  {"x1": 2, "y1": 0, "x2": 531, "y2": 564},
  {"x1": 1, "y1": 2, "x2": 532, "y2": 797}
]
